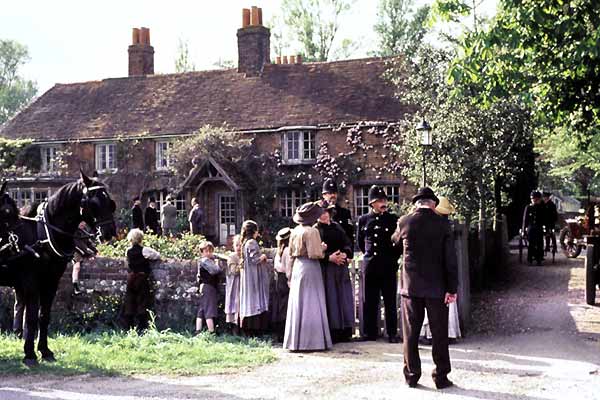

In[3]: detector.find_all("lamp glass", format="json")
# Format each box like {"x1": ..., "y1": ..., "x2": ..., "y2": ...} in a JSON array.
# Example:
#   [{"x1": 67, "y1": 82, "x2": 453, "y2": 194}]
[{"x1": 421, "y1": 130, "x2": 432, "y2": 146}]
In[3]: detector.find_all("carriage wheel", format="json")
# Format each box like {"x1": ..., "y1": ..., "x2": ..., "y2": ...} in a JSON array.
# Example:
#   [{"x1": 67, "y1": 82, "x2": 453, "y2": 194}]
[{"x1": 560, "y1": 227, "x2": 582, "y2": 258}]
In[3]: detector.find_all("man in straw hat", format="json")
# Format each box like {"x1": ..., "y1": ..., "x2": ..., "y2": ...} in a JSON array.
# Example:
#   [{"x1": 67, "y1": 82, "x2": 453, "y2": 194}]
[
  {"x1": 357, "y1": 185, "x2": 401, "y2": 343},
  {"x1": 392, "y1": 187, "x2": 458, "y2": 389}
]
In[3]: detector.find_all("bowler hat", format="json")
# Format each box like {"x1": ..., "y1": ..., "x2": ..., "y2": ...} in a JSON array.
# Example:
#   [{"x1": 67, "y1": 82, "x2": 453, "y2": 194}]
[
  {"x1": 293, "y1": 202, "x2": 324, "y2": 225},
  {"x1": 542, "y1": 192, "x2": 552, "y2": 197},
  {"x1": 412, "y1": 187, "x2": 439, "y2": 206},
  {"x1": 276, "y1": 227, "x2": 292, "y2": 241},
  {"x1": 149, "y1": 196, "x2": 156, "y2": 202},
  {"x1": 322, "y1": 179, "x2": 338, "y2": 194},
  {"x1": 435, "y1": 196, "x2": 455, "y2": 215},
  {"x1": 368, "y1": 185, "x2": 388, "y2": 204}
]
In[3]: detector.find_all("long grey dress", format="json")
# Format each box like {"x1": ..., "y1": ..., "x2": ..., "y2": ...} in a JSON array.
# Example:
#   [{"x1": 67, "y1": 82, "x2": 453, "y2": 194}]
[
  {"x1": 225, "y1": 253, "x2": 241, "y2": 324},
  {"x1": 239, "y1": 239, "x2": 269, "y2": 328},
  {"x1": 283, "y1": 225, "x2": 332, "y2": 351}
]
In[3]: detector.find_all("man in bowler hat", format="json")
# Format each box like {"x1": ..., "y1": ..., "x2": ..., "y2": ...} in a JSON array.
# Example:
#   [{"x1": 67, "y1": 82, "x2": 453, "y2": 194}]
[
  {"x1": 392, "y1": 187, "x2": 458, "y2": 389},
  {"x1": 357, "y1": 185, "x2": 401, "y2": 343},
  {"x1": 145, "y1": 196, "x2": 161, "y2": 235},
  {"x1": 522, "y1": 191, "x2": 545, "y2": 265},
  {"x1": 322, "y1": 178, "x2": 354, "y2": 246}
]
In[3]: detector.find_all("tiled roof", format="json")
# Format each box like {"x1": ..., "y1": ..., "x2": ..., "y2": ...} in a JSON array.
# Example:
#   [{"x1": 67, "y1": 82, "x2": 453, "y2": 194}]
[{"x1": 0, "y1": 57, "x2": 409, "y2": 141}]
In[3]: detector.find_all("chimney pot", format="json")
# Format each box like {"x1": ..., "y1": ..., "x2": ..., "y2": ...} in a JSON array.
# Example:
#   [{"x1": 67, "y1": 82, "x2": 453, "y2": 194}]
[
  {"x1": 283, "y1": 55, "x2": 288, "y2": 64},
  {"x1": 297, "y1": 54, "x2": 302, "y2": 64},
  {"x1": 258, "y1": 8, "x2": 263, "y2": 25},
  {"x1": 242, "y1": 8, "x2": 250, "y2": 28},
  {"x1": 251, "y1": 6, "x2": 259, "y2": 25},
  {"x1": 276, "y1": 56, "x2": 281, "y2": 64},
  {"x1": 140, "y1": 27, "x2": 150, "y2": 45},
  {"x1": 290, "y1": 55, "x2": 296, "y2": 64},
  {"x1": 132, "y1": 28, "x2": 140, "y2": 45}
]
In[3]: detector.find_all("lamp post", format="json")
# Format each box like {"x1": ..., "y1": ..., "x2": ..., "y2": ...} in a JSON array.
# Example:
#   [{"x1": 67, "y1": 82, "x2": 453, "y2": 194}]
[{"x1": 416, "y1": 119, "x2": 432, "y2": 187}]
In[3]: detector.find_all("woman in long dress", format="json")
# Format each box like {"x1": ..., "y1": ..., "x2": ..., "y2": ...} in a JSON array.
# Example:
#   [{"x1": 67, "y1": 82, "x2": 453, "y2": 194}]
[
  {"x1": 284, "y1": 202, "x2": 332, "y2": 351},
  {"x1": 239, "y1": 220, "x2": 270, "y2": 336},
  {"x1": 225, "y1": 234, "x2": 242, "y2": 335},
  {"x1": 315, "y1": 201, "x2": 355, "y2": 343}
]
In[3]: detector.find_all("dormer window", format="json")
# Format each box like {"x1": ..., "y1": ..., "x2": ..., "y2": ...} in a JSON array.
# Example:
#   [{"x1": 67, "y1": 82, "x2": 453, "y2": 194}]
[
  {"x1": 40, "y1": 146, "x2": 58, "y2": 173},
  {"x1": 282, "y1": 130, "x2": 316, "y2": 164}
]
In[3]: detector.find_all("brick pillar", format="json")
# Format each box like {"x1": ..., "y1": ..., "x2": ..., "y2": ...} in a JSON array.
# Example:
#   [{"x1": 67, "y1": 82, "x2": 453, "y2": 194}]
[
  {"x1": 237, "y1": 7, "x2": 270, "y2": 76},
  {"x1": 128, "y1": 27, "x2": 154, "y2": 76}
]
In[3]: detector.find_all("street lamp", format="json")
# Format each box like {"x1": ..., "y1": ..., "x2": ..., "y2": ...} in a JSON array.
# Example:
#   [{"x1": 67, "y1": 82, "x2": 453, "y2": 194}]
[{"x1": 416, "y1": 119, "x2": 432, "y2": 187}]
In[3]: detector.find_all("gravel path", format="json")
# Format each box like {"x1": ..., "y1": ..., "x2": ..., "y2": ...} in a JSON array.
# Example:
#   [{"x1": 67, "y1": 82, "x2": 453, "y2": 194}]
[{"x1": 2, "y1": 251, "x2": 600, "y2": 399}]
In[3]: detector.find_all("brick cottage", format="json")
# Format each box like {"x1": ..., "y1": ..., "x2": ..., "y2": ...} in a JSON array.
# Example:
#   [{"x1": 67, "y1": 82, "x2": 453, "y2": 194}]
[{"x1": 0, "y1": 6, "x2": 415, "y2": 245}]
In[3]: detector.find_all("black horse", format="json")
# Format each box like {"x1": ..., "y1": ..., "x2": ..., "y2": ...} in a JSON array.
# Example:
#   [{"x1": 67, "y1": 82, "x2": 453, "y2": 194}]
[
  {"x1": 0, "y1": 181, "x2": 20, "y2": 264},
  {"x1": 0, "y1": 171, "x2": 116, "y2": 366}
]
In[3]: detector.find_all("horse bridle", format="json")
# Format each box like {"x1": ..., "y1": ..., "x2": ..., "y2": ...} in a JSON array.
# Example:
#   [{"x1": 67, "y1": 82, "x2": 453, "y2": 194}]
[{"x1": 81, "y1": 185, "x2": 114, "y2": 237}]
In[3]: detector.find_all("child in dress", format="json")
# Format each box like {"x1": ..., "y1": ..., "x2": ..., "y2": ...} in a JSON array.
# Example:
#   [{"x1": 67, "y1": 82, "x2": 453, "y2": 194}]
[
  {"x1": 195, "y1": 241, "x2": 222, "y2": 334},
  {"x1": 225, "y1": 235, "x2": 242, "y2": 335},
  {"x1": 271, "y1": 227, "x2": 292, "y2": 342}
]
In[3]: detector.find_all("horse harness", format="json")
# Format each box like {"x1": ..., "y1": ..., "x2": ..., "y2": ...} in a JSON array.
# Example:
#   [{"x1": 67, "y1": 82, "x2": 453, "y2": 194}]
[{"x1": 1, "y1": 185, "x2": 108, "y2": 264}]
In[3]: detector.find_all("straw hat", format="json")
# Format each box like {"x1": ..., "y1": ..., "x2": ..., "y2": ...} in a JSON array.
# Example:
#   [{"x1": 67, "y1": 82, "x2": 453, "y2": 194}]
[
  {"x1": 435, "y1": 197, "x2": 455, "y2": 216},
  {"x1": 276, "y1": 227, "x2": 292, "y2": 241}
]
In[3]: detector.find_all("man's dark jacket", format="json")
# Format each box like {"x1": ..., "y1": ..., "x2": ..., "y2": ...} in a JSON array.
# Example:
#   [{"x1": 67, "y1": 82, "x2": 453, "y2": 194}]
[
  {"x1": 132, "y1": 205, "x2": 144, "y2": 231},
  {"x1": 392, "y1": 208, "x2": 458, "y2": 298},
  {"x1": 144, "y1": 206, "x2": 160, "y2": 234},
  {"x1": 332, "y1": 204, "x2": 354, "y2": 246}
]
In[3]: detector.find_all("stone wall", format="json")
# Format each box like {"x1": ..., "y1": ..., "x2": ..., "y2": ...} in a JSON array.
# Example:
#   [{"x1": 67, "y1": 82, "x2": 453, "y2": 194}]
[{"x1": 0, "y1": 255, "x2": 277, "y2": 333}]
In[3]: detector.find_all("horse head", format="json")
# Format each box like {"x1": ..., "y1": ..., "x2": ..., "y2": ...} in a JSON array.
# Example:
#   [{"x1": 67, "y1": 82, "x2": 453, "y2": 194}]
[
  {"x1": 0, "y1": 181, "x2": 19, "y2": 232},
  {"x1": 79, "y1": 171, "x2": 117, "y2": 241}
]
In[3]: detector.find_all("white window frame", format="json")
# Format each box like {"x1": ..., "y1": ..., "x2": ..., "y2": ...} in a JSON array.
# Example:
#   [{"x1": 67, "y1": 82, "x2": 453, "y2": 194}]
[
  {"x1": 8, "y1": 187, "x2": 52, "y2": 209},
  {"x1": 354, "y1": 185, "x2": 401, "y2": 217},
  {"x1": 40, "y1": 146, "x2": 58, "y2": 173},
  {"x1": 279, "y1": 189, "x2": 315, "y2": 217},
  {"x1": 282, "y1": 130, "x2": 316, "y2": 164},
  {"x1": 95, "y1": 143, "x2": 117, "y2": 172},
  {"x1": 155, "y1": 140, "x2": 173, "y2": 171},
  {"x1": 148, "y1": 191, "x2": 187, "y2": 218}
]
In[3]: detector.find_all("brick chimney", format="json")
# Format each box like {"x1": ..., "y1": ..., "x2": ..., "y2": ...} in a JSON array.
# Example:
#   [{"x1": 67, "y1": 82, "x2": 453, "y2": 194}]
[
  {"x1": 128, "y1": 27, "x2": 154, "y2": 76},
  {"x1": 237, "y1": 7, "x2": 270, "y2": 76}
]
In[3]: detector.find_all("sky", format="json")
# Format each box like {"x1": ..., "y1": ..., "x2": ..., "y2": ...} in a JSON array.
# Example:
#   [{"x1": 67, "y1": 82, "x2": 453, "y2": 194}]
[{"x1": 2, "y1": 0, "x2": 497, "y2": 95}]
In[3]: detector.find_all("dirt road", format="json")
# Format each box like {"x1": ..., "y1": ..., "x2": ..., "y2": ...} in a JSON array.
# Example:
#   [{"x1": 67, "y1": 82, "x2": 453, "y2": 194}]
[{"x1": 2, "y1": 252, "x2": 600, "y2": 399}]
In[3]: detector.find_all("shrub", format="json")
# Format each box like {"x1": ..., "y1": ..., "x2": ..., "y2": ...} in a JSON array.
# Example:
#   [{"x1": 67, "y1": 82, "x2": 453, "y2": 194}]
[{"x1": 97, "y1": 232, "x2": 209, "y2": 260}]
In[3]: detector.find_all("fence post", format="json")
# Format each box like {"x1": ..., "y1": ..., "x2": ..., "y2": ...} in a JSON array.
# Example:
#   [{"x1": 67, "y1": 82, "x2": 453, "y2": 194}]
[{"x1": 455, "y1": 223, "x2": 471, "y2": 332}]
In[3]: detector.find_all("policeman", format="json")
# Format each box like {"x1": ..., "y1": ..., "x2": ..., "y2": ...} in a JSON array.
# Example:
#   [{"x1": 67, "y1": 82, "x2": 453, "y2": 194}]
[
  {"x1": 322, "y1": 179, "x2": 354, "y2": 246},
  {"x1": 357, "y1": 185, "x2": 401, "y2": 343},
  {"x1": 522, "y1": 190, "x2": 545, "y2": 265}
]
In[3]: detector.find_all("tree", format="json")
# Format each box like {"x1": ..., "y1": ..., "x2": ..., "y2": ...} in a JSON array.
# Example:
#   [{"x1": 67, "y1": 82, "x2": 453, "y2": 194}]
[
  {"x1": 373, "y1": 0, "x2": 430, "y2": 57},
  {"x1": 448, "y1": 0, "x2": 600, "y2": 150},
  {"x1": 0, "y1": 40, "x2": 37, "y2": 125},
  {"x1": 280, "y1": 0, "x2": 355, "y2": 62},
  {"x1": 386, "y1": 45, "x2": 535, "y2": 225},
  {"x1": 174, "y1": 38, "x2": 196, "y2": 73}
]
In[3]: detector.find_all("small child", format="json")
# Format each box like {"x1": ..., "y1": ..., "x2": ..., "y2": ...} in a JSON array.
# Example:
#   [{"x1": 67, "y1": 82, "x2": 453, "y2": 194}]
[
  {"x1": 122, "y1": 228, "x2": 161, "y2": 333},
  {"x1": 225, "y1": 235, "x2": 242, "y2": 335},
  {"x1": 195, "y1": 241, "x2": 222, "y2": 334}
]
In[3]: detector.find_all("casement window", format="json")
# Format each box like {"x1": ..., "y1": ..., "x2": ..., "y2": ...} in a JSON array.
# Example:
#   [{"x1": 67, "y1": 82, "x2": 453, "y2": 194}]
[
  {"x1": 40, "y1": 146, "x2": 58, "y2": 173},
  {"x1": 155, "y1": 141, "x2": 173, "y2": 170},
  {"x1": 9, "y1": 188, "x2": 52, "y2": 209},
  {"x1": 282, "y1": 130, "x2": 316, "y2": 164},
  {"x1": 354, "y1": 185, "x2": 401, "y2": 217},
  {"x1": 95, "y1": 143, "x2": 117, "y2": 172},
  {"x1": 279, "y1": 189, "x2": 316, "y2": 217}
]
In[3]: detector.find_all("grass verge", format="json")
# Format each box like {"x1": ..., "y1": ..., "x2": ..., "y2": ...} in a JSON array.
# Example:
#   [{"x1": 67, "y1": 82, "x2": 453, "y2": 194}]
[{"x1": 0, "y1": 329, "x2": 276, "y2": 376}]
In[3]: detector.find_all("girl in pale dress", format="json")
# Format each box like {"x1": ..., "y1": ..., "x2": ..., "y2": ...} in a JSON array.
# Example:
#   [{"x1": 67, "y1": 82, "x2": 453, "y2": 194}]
[
  {"x1": 420, "y1": 197, "x2": 462, "y2": 343},
  {"x1": 239, "y1": 220, "x2": 270, "y2": 336},
  {"x1": 284, "y1": 202, "x2": 332, "y2": 351},
  {"x1": 225, "y1": 234, "x2": 242, "y2": 335}
]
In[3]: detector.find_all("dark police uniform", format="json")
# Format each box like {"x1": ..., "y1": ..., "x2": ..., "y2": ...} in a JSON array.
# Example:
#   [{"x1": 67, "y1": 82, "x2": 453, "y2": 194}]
[
  {"x1": 357, "y1": 186, "x2": 400, "y2": 341},
  {"x1": 322, "y1": 179, "x2": 355, "y2": 246},
  {"x1": 131, "y1": 203, "x2": 144, "y2": 231},
  {"x1": 522, "y1": 192, "x2": 545, "y2": 264},
  {"x1": 542, "y1": 195, "x2": 558, "y2": 252}
]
